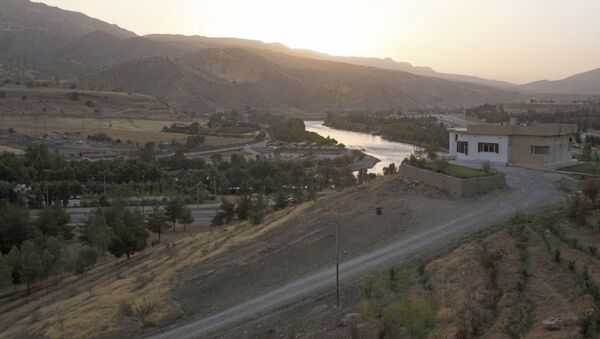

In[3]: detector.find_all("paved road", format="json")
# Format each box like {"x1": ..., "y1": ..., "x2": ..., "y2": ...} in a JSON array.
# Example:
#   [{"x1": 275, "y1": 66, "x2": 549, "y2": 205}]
[
  {"x1": 30, "y1": 204, "x2": 218, "y2": 226},
  {"x1": 149, "y1": 167, "x2": 563, "y2": 339}
]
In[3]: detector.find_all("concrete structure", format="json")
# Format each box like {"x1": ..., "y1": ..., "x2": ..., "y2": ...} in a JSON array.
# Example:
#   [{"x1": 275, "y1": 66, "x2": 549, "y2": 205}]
[
  {"x1": 399, "y1": 164, "x2": 506, "y2": 198},
  {"x1": 449, "y1": 121, "x2": 577, "y2": 169}
]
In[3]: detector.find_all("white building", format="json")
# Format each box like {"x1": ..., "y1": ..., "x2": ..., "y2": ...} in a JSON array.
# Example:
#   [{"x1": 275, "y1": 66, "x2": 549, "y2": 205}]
[{"x1": 449, "y1": 121, "x2": 577, "y2": 169}]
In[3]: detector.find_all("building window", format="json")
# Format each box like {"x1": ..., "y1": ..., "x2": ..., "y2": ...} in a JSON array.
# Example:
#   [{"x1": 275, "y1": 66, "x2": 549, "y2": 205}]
[
  {"x1": 457, "y1": 141, "x2": 468, "y2": 155},
  {"x1": 478, "y1": 143, "x2": 499, "y2": 153},
  {"x1": 530, "y1": 145, "x2": 550, "y2": 155}
]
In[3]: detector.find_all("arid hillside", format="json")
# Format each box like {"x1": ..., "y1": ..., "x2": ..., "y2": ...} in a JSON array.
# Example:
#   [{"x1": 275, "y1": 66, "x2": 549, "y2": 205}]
[{"x1": 80, "y1": 49, "x2": 523, "y2": 115}]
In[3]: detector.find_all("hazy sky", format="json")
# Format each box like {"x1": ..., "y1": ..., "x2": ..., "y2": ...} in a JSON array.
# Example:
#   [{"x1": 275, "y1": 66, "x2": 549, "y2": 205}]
[{"x1": 40, "y1": 0, "x2": 600, "y2": 84}]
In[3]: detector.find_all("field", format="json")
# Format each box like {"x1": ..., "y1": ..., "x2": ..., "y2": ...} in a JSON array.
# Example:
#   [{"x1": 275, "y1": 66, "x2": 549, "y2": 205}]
[{"x1": 0, "y1": 144, "x2": 24, "y2": 155}]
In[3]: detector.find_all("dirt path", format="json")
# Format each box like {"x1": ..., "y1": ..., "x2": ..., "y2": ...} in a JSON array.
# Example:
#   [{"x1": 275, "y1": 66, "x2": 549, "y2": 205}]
[{"x1": 147, "y1": 167, "x2": 565, "y2": 339}]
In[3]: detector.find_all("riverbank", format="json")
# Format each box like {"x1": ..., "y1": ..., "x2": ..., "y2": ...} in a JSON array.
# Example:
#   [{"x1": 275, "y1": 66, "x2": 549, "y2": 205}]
[
  {"x1": 305, "y1": 121, "x2": 416, "y2": 175},
  {"x1": 322, "y1": 115, "x2": 449, "y2": 150},
  {"x1": 351, "y1": 154, "x2": 380, "y2": 171}
]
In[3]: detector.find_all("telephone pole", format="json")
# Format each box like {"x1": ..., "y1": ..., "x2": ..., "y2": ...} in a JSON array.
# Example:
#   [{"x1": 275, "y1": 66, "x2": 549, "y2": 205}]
[{"x1": 335, "y1": 206, "x2": 340, "y2": 308}]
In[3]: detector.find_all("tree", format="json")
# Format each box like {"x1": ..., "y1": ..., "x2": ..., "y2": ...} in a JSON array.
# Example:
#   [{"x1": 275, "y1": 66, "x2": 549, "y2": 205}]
[
  {"x1": 425, "y1": 143, "x2": 440, "y2": 160},
  {"x1": 165, "y1": 198, "x2": 185, "y2": 232},
  {"x1": 0, "y1": 202, "x2": 30, "y2": 254},
  {"x1": 0, "y1": 254, "x2": 12, "y2": 290},
  {"x1": 273, "y1": 191, "x2": 288, "y2": 210},
  {"x1": 146, "y1": 206, "x2": 169, "y2": 241},
  {"x1": 75, "y1": 246, "x2": 98, "y2": 274},
  {"x1": 179, "y1": 207, "x2": 194, "y2": 232},
  {"x1": 249, "y1": 195, "x2": 267, "y2": 225},
  {"x1": 8, "y1": 246, "x2": 21, "y2": 287},
  {"x1": 211, "y1": 198, "x2": 235, "y2": 226},
  {"x1": 108, "y1": 209, "x2": 147, "y2": 259},
  {"x1": 36, "y1": 205, "x2": 72, "y2": 239},
  {"x1": 81, "y1": 209, "x2": 111, "y2": 254},
  {"x1": 40, "y1": 248, "x2": 55, "y2": 281},
  {"x1": 21, "y1": 240, "x2": 42, "y2": 295},
  {"x1": 235, "y1": 195, "x2": 252, "y2": 220}
]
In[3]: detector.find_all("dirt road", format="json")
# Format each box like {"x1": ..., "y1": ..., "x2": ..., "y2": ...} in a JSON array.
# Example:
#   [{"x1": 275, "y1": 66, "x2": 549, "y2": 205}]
[{"x1": 147, "y1": 167, "x2": 564, "y2": 339}]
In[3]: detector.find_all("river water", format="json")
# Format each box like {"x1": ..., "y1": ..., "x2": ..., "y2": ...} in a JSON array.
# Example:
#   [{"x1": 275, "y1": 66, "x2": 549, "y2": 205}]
[{"x1": 305, "y1": 121, "x2": 417, "y2": 174}]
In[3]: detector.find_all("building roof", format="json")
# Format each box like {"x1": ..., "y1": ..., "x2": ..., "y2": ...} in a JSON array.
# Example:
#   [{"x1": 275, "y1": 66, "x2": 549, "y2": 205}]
[{"x1": 451, "y1": 123, "x2": 577, "y2": 137}]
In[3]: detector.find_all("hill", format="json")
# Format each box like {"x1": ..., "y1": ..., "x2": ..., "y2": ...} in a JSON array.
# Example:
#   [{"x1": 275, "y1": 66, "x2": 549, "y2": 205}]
[
  {"x1": 0, "y1": 0, "x2": 134, "y2": 65},
  {"x1": 522, "y1": 68, "x2": 600, "y2": 95},
  {"x1": 80, "y1": 49, "x2": 523, "y2": 115}
]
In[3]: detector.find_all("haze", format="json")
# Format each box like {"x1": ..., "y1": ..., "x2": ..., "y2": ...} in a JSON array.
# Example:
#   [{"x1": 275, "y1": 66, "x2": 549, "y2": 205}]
[{"x1": 37, "y1": 0, "x2": 600, "y2": 83}]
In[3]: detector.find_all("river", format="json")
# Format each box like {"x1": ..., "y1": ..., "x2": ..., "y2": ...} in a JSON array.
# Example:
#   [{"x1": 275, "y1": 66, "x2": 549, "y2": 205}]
[{"x1": 305, "y1": 121, "x2": 417, "y2": 174}]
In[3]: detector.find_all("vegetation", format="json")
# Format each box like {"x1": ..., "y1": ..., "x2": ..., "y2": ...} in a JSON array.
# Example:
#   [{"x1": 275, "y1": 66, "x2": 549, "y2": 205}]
[
  {"x1": 403, "y1": 148, "x2": 492, "y2": 178},
  {"x1": 270, "y1": 118, "x2": 338, "y2": 145},
  {"x1": 325, "y1": 111, "x2": 449, "y2": 147},
  {"x1": 561, "y1": 163, "x2": 600, "y2": 176},
  {"x1": 467, "y1": 104, "x2": 600, "y2": 131}
]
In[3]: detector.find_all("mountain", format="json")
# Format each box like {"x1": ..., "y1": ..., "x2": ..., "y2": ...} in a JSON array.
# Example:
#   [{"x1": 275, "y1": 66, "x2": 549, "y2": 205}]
[
  {"x1": 80, "y1": 48, "x2": 523, "y2": 114},
  {"x1": 144, "y1": 34, "x2": 518, "y2": 89},
  {"x1": 521, "y1": 68, "x2": 600, "y2": 95},
  {"x1": 0, "y1": 0, "x2": 135, "y2": 68}
]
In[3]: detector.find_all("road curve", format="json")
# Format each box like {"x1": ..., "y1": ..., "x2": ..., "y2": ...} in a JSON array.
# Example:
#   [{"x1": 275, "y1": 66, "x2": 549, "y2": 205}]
[{"x1": 148, "y1": 166, "x2": 563, "y2": 339}]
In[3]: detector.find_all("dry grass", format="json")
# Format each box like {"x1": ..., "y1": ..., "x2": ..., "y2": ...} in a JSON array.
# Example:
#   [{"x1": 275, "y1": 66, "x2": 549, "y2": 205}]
[
  {"x1": 0, "y1": 144, "x2": 24, "y2": 154},
  {"x1": 0, "y1": 202, "x2": 313, "y2": 339}
]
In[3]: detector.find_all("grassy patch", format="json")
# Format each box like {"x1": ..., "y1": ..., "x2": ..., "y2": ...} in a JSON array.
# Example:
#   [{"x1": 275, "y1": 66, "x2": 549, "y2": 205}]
[
  {"x1": 423, "y1": 163, "x2": 492, "y2": 178},
  {"x1": 561, "y1": 163, "x2": 600, "y2": 176}
]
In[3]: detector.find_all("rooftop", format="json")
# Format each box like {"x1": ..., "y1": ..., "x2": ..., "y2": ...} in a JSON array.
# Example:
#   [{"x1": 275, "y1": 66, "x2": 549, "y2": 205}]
[{"x1": 451, "y1": 123, "x2": 577, "y2": 137}]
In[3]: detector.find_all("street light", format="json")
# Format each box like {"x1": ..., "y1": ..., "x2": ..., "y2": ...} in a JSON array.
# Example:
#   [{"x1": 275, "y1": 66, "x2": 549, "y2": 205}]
[{"x1": 335, "y1": 204, "x2": 340, "y2": 308}]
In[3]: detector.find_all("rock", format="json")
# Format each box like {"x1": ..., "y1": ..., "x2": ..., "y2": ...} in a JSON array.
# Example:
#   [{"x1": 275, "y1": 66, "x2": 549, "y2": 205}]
[
  {"x1": 543, "y1": 317, "x2": 561, "y2": 331},
  {"x1": 340, "y1": 313, "x2": 361, "y2": 327}
]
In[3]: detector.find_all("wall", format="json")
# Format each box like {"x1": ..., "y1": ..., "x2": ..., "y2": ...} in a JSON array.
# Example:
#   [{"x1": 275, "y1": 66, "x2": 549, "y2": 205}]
[
  {"x1": 399, "y1": 164, "x2": 507, "y2": 198},
  {"x1": 450, "y1": 132, "x2": 509, "y2": 165},
  {"x1": 560, "y1": 174, "x2": 600, "y2": 192},
  {"x1": 509, "y1": 135, "x2": 573, "y2": 169}
]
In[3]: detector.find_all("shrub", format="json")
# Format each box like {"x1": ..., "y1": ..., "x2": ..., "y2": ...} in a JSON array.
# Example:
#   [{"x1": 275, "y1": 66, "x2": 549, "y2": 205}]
[
  {"x1": 481, "y1": 160, "x2": 492, "y2": 173},
  {"x1": 75, "y1": 246, "x2": 98, "y2": 274},
  {"x1": 554, "y1": 248, "x2": 562, "y2": 263},
  {"x1": 381, "y1": 296, "x2": 436, "y2": 338},
  {"x1": 583, "y1": 182, "x2": 600, "y2": 206}
]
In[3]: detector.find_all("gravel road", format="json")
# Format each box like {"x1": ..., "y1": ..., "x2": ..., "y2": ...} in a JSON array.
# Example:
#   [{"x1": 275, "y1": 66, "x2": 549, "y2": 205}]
[{"x1": 147, "y1": 166, "x2": 564, "y2": 339}]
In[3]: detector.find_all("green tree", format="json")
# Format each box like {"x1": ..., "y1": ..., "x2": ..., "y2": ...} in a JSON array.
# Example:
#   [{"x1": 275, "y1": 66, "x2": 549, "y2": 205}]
[
  {"x1": 211, "y1": 198, "x2": 235, "y2": 226},
  {"x1": 235, "y1": 195, "x2": 252, "y2": 220},
  {"x1": 249, "y1": 195, "x2": 267, "y2": 225},
  {"x1": 0, "y1": 254, "x2": 11, "y2": 289},
  {"x1": 108, "y1": 209, "x2": 147, "y2": 259},
  {"x1": 36, "y1": 205, "x2": 72, "y2": 239},
  {"x1": 273, "y1": 191, "x2": 288, "y2": 210},
  {"x1": 146, "y1": 206, "x2": 169, "y2": 241},
  {"x1": 179, "y1": 207, "x2": 194, "y2": 232},
  {"x1": 75, "y1": 246, "x2": 98, "y2": 274},
  {"x1": 0, "y1": 202, "x2": 30, "y2": 254},
  {"x1": 40, "y1": 248, "x2": 55, "y2": 280},
  {"x1": 8, "y1": 246, "x2": 21, "y2": 287},
  {"x1": 81, "y1": 209, "x2": 111, "y2": 254},
  {"x1": 21, "y1": 240, "x2": 42, "y2": 295},
  {"x1": 165, "y1": 198, "x2": 185, "y2": 232}
]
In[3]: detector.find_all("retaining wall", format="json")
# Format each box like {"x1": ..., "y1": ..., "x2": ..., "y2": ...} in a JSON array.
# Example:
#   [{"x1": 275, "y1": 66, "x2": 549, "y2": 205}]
[
  {"x1": 399, "y1": 164, "x2": 506, "y2": 198},
  {"x1": 560, "y1": 174, "x2": 600, "y2": 192}
]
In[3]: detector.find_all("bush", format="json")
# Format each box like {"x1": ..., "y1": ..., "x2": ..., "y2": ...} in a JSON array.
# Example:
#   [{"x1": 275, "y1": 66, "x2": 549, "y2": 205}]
[
  {"x1": 75, "y1": 246, "x2": 98, "y2": 274},
  {"x1": 381, "y1": 296, "x2": 436, "y2": 338},
  {"x1": 554, "y1": 248, "x2": 562, "y2": 263},
  {"x1": 481, "y1": 161, "x2": 492, "y2": 173}
]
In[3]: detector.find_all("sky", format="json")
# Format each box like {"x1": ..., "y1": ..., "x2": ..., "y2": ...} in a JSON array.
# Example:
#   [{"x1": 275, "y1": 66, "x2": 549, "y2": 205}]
[{"x1": 40, "y1": 0, "x2": 600, "y2": 84}]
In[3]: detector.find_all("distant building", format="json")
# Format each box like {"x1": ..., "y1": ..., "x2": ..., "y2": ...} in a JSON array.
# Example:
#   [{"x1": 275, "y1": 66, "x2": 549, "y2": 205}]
[{"x1": 449, "y1": 120, "x2": 577, "y2": 169}]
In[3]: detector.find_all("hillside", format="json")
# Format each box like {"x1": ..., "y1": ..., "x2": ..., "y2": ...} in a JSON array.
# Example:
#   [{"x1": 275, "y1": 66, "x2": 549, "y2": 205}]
[
  {"x1": 522, "y1": 68, "x2": 600, "y2": 95},
  {"x1": 81, "y1": 48, "x2": 523, "y2": 115},
  {"x1": 0, "y1": 0, "x2": 134, "y2": 65}
]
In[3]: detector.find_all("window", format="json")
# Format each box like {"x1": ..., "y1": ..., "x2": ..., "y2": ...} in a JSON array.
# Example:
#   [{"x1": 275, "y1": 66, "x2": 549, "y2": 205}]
[
  {"x1": 478, "y1": 143, "x2": 499, "y2": 153},
  {"x1": 530, "y1": 145, "x2": 550, "y2": 155},
  {"x1": 457, "y1": 141, "x2": 468, "y2": 155}
]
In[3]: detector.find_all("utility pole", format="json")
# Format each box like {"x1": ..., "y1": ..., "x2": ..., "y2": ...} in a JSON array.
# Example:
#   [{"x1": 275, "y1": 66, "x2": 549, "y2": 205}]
[
  {"x1": 335, "y1": 205, "x2": 340, "y2": 308},
  {"x1": 141, "y1": 174, "x2": 145, "y2": 216}
]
